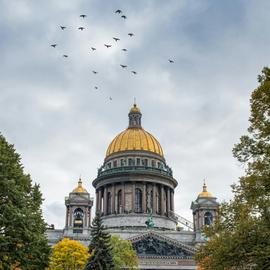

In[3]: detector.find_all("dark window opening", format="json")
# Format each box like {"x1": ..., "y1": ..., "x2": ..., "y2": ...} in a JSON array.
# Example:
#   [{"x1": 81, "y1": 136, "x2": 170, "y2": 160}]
[
  {"x1": 135, "y1": 188, "x2": 142, "y2": 213},
  {"x1": 117, "y1": 190, "x2": 122, "y2": 214},
  {"x1": 204, "y1": 212, "x2": 213, "y2": 226},
  {"x1": 107, "y1": 192, "x2": 112, "y2": 215},
  {"x1": 73, "y1": 208, "x2": 84, "y2": 229}
]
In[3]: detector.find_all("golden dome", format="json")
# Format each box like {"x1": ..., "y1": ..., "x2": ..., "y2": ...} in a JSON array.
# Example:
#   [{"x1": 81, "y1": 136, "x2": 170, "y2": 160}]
[
  {"x1": 72, "y1": 178, "x2": 88, "y2": 193},
  {"x1": 106, "y1": 128, "x2": 163, "y2": 157},
  {"x1": 198, "y1": 181, "x2": 213, "y2": 198}
]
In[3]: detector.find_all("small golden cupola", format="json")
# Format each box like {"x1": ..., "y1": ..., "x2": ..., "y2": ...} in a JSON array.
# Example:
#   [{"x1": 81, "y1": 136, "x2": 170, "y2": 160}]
[
  {"x1": 198, "y1": 181, "x2": 213, "y2": 198},
  {"x1": 106, "y1": 104, "x2": 164, "y2": 158},
  {"x1": 72, "y1": 178, "x2": 88, "y2": 193}
]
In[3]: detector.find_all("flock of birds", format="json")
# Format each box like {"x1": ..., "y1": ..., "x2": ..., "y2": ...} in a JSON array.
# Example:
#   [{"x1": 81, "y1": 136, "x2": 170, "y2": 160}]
[{"x1": 50, "y1": 9, "x2": 174, "y2": 100}]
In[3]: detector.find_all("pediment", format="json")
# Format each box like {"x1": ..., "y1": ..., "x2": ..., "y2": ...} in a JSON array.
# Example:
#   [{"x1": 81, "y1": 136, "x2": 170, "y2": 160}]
[{"x1": 129, "y1": 231, "x2": 195, "y2": 258}]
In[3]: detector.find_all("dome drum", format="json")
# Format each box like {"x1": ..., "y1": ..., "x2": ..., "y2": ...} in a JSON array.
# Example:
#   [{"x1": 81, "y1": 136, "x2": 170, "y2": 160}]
[{"x1": 95, "y1": 181, "x2": 177, "y2": 230}]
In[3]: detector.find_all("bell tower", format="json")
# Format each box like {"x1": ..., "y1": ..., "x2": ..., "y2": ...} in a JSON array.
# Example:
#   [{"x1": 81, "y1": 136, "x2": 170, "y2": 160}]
[
  {"x1": 190, "y1": 181, "x2": 219, "y2": 243},
  {"x1": 64, "y1": 178, "x2": 93, "y2": 238}
]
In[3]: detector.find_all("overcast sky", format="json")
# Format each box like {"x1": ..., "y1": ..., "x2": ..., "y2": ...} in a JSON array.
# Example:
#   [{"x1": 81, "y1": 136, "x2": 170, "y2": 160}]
[{"x1": 1, "y1": 0, "x2": 269, "y2": 228}]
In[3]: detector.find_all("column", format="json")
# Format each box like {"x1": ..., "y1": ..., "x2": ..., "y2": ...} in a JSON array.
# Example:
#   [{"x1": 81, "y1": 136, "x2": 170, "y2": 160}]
[
  {"x1": 65, "y1": 206, "x2": 69, "y2": 227},
  {"x1": 160, "y1": 185, "x2": 165, "y2": 216},
  {"x1": 167, "y1": 188, "x2": 171, "y2": 214},
  {"x1": 103, "y1": 186, "x2": 108, "y2": 215},
  {"x1": 88, "y1": 208, "x2": 91, "y2": 227},
  {"x1": 98, "y1": 189, "x2": 102, "y2": 212},
  {"x1": 142, "y1": 183, "x2": 147, "y2": 213},
  {"x1": 152, "y1": 184, "x2": 156, "y2": 214},
  {"x1": 121, "y1": 182, "x2": 125, "y2": 213},
  {"x1": 132, "y1": 182, "x2": 135, "y2": 212},
  {"x1": 84, "y1": 207, "x2": 87, "y2": 227},
  {"x1": 112, "y1": 184, "x2": 115, "y2": 214},
  {"x1": 96, "y1": 190, "x2": 99, "y2": 213},
  {"x1": 69, "y1": 206, "x2": 73, "y2": 227},
  {"x1": 171, "y1": 190, "x2": 174, "y2": 212}
]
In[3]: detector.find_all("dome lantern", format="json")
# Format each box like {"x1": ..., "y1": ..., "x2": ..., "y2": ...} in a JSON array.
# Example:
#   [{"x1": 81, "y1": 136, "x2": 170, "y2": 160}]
[
  {"x1": 128, "y1": 103, "x2": 142, "y2": 128},
  {"x1": 72, "y1": 177, "x2": 88, "y2": 193},
  {"x1": 198, "y1": 180, "x2": 213, "y2": 198}
]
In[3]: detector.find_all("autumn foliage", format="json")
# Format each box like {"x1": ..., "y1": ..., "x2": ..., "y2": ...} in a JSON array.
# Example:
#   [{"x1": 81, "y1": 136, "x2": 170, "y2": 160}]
[{"x1": 49, "y1": 238, "x2": 89, "y2": 270}]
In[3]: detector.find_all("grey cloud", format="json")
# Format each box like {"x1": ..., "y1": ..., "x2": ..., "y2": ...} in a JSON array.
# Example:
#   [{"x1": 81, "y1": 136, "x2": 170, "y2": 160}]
[{"x1": 1, "y1": 0, "x2": 269, "y2": 227}]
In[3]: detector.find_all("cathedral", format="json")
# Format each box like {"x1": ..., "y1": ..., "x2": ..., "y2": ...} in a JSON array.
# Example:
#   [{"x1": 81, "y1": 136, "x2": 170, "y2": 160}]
[{"x1": 46, "y1": 104, "x2": 219, "y2": 270}]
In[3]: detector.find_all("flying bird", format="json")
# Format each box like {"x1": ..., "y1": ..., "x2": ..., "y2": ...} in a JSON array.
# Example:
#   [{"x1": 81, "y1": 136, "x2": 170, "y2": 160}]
[
  {"x1": 92, "y1": 71, "x2": 98, "y2": 74},
  {"x1": 120, "y1": 64, "x2": 127, "y2": 68},
  {"x1": 104, "y1": 44, "x2": 112, "y2": 48},
  {"x1": 63, "y1": 54, "x2": 68, "y2": 58},
  {"x1": 78, "y1": 27, "x2": 85, "y2": 31},
  {"x1": 115, "y1": 9, "x2": 122, "y2": 14},
  {"x1": 121, "y1": 15, "x2": 127, "y2": 19},
  {"x1": 128, "y1": 33, "x2": 134, "y2": 37},
  {"x1": 113, "y1": 37, "x2": 120, "y2": 42},
  {"x1": 122, "y1": 48, "x2": 127, "y2": 51},
  {"x1": 94, "y1": 86, "x2": 98, "y2": 90},
  {"x1": 51, "y1": 44, "x2": 57, "y2": 48},
  {"x1": 60, "y1": 26, "x2": 66, "y2": 30},
  {"x1": 91, "y1": 47, "x2": 96, "y2": 51},
  {"x1": 131, "y1": 71, "x2": 137, "y2": 74},
  {"x1": 168, "y1": 59, "x2": 174, "y2": 63},
  {"x1": 80, "y1": 14, "x2": 87, "y2": 18},
  {"x1": 109, "y1": 96, "x2": 113, "y2": 101}
]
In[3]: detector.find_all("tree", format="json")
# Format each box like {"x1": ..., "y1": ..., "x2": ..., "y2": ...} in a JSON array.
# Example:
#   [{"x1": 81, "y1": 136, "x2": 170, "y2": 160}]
[
  {"x1": 196, "y1": 67, "x2": 270, "y2": 269},
  {"x1": 49, "y1": 238, "x2": 89, "y2": 270},
  {"x1": 84, "y1": 211, "x2": 114, "y2": 270},
  {"x1": 0, "y1": 133, "x2": 51, "y2": 269},
  {"x1": 111, "y1": 235, "x2": 138, "y2": 270}
]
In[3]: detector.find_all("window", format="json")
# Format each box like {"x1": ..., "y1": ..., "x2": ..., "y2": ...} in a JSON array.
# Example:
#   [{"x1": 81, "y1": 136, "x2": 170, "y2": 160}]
[
  {"x1": 151, "y1": 160, "x2": 156, "y2": 167},
  {"x1": 135, "y1": 188, "x2": 142, "y2": 213},
  {"x1": 204, "y1": 212, "x2": 213, "y2": 226},
  {"x1": 128, "y1": 158, "x2": 134, "y2": 166},
  {"x1": 107, "y1": 162, "x2": 111, "y2": 169},
  {"x1": 120, "y1": 159, "x2": 125, "y2": 166},
  {"x1": 107, "y1": 192, "x2": 112, "y2": 215},
  {"x1": 73, "y1": 208, "x2": 84, "y2": 228},
  {"x1": 117, "y1": 190, "x2": 122, "y2": 214},
  {"x1": 143, "y1": 159, "x2": 148, "y2": 167},
  {"x1": 136, "y1": 158, "x2": 141, "y2": 166},
  {"x1": 113, "y1": 160, "x2": 117, "y2": 168}
]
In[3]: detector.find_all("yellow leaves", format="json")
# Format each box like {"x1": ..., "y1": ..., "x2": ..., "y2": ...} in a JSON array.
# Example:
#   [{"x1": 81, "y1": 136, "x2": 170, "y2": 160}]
[{"x1": 48, "y1": 238, "x2": 89, "y2": 270}]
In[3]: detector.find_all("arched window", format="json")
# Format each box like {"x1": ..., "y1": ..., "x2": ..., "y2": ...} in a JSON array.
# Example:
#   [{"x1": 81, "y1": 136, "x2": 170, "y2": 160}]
[
  {"x1": 135, "y1": 188, "x2": 142, "y2": 213},
  {"x1": 117, "y1": 190, "x2": 122, "y2": 214},
  {"x1": 73, "y1": 208, "x2": 84, "y2": 228},
  {"x1": 204, "y1": 212, "x2": 213, "y2": 226},
  {"x1": 107, "y1": 192, "x2": 111, "y2": 214}
]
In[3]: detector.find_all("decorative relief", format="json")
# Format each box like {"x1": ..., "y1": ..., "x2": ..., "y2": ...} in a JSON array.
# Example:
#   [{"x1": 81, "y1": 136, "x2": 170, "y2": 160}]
[{"x1": 132, "y1": 236, "x2": 193, "y2": 258}]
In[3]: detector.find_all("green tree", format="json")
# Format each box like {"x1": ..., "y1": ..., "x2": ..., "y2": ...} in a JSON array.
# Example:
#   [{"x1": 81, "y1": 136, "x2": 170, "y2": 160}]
[
  {"x1": 49, "y1": 238, "x2": 89, "y2": 270},
  {"x1": 196, "y1": 67, "x2": 270, "y2": 270},
  {"x1": 0, "y1": 134, "x2": 51, "y2": 269},
  {"x1": 85, "y1": 211, "x2": 114, "y2": 270},
  {"x1": 111, "y1": 235, "x2": 138, "y2": 270}
]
